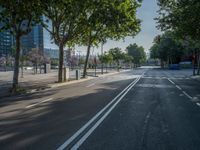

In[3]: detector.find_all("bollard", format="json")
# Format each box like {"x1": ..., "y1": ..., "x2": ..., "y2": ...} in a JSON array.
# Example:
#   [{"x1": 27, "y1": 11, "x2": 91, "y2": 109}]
[
  {"x1": 76, "y1": 69, "x2": 80, "y2": 80},
  {"x1": 63, "y1": 67, "x2": 69, "y2": 81}
]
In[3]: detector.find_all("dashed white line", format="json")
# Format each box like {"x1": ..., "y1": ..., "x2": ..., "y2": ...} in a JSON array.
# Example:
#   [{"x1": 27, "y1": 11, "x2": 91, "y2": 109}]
[
  {"x1": 175, "y1": 85, "x2": 182, "y2": 90},
  {"x1": 167, "y1": 78, "x2": 175, "y2": 85},
  {"x1": 196, "y1": 103, "x2": 200, "y2": 107},
  {"x1": 25, "y1": 98, "x2": 53, "y2": 108},
  {"x1": 168, "y1": 78, "x2": 193, "y2": 101},
  {"x1": 168, "y1": 78, "x2": 200, "y2": 107},
  {"x1": 182, "y1": 91, "x2": 193, "y2": 100}
]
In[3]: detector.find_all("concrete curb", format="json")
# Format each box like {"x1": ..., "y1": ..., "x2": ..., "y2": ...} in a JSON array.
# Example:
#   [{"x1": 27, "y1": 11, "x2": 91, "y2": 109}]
[
  {"x1": 0, "y1": 69, "x2": 131, "y2": 98},
  {"x1": 47, "y1": 69, "x2": 131, "y2": 89},
  {"x1": 48, "y1": 76, "x2": 94, "y2": 88}
]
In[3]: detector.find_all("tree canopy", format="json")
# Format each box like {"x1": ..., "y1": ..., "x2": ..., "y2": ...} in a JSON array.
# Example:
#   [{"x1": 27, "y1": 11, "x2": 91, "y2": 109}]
[
  {"x1": 80, "y1": 0, "x2": 142, "y2": 77},
  {"x1": 126, "y1": 43, "x2": 146, "y2": 66},
  {"x1": 156, "y1": 0, "x2": 200, "y2": 40},
  {"x1": 150, "y1": 32, "x2": 185, "y2": 65},
  {"x1": 0, "y1": 0, "x2": 43, "y2": 91}
]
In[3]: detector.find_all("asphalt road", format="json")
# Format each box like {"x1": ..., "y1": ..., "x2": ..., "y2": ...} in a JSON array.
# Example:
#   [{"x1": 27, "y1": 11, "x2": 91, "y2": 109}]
[{"x1": 0, "y1": 68, "x2": 200, "y2": 150}]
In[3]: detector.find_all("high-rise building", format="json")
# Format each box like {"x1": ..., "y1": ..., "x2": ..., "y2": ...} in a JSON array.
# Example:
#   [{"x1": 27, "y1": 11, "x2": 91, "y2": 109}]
[
  {"x1": 0, "y1": 30, "x2": 12, "y2": 57},
  {"x1": 21, "y1": 24, "x2": 44, "y2": 54},
  {"x1": 0, "y1": 20, "x2": 59, "y2": 58}
]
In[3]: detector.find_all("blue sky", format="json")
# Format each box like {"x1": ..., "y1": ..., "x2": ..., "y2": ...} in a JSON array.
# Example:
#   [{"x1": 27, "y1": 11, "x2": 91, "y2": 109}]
[
  {"x1": 82, "y1": 0, "x2": 161, "y2": 55},
  {"x1": 44, "y1": 0, "x2": 161, "y2": 55}
]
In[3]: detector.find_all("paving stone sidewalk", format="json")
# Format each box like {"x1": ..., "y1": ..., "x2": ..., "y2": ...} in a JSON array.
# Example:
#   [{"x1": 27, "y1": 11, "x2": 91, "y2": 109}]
[{"x1": 0, "y1": 69, "x2": 117, "y2": 98}]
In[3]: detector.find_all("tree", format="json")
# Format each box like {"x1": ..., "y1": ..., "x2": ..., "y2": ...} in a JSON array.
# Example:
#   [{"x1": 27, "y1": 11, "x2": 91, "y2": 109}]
[
  {"x1": 108, "y1": 47, "x2": 124, "y2": 71},
  {"x1": 122, "y1": 54, "x2": 133, "y2": 68},
  {"x1": 80, "y1": 0, "x2": 141, "y2": 77},
  {"x1": 27, "y1": 48, "x2": 44, "y2": 74},
  {"x1": 98, "y1": 52, "x2": 113, "y2": 72},
  {"x1": 156, "y1": 0, "x2": 200, "y2": 40},
  {"x1": 42, "y1": 0, "x2": 88, "y2": 82},
  {"x1": 19, "y1": 54, "x2": 27, "y2": 78},
  {"x1": 0, "y1": 56, "x2": 6, "y2": 71},
  {"x1": 150, "y1": 32, "x2": 184, "y2": 68},
  {"x1": 0, "y1": 0, "x2": 42, "y2": 92},
  {"x1": 126, "y1": 43, "x2": 146, "y2": 67},
  {"x1": 156, "y1": 0, "x2": 200, "y2": 74},
  {"x1": 150, "y1": 44, "x2": 159, "y2": 60}
]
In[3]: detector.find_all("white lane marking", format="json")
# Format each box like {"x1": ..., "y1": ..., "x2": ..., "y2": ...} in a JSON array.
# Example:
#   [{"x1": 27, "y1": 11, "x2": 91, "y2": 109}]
[
  {"x1": 71, "y1": 77, "x2": 141, "y2": 150},
  {"x1": 175, "y1": 85, "x2": 182, "y2": 90},
  {"x1": 168, "y1": 78, "x2": 193, "y2": 100},
  {"x1": 182, "y1": 91, "x2": 193, "y2": 100},
  {"x1": 86, "y1": 83, "x2": 95, "y2": 88},
  {"x1": 196, "y1": 103, "x2": 200, "y2": 107},
  {"x1": 25, "y1": 98, "x2": 53, "y2": 109},
  {"x1": 57, "y1": 76, "x2": 143, "y2": 150},
  {"x1": 167, "y1": 78, "x2": 175, "y2": 85}
]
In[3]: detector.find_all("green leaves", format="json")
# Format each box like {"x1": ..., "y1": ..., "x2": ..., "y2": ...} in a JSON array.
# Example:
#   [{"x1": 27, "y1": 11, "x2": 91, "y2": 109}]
[
  {"x1": 79, "y1": 0, "x2": 141, "y2": 46},
  {"x1": 150, "y1": 32, "x2": 184, "y2": 64},
  {"x1": 108, "y1": 47, "x2": 125, "y2": 63},
  {"x1": 156, "y1": 0, "x2": 200, "y2": 40},
  {"x1": 42, "y1": 0, "x2": 88, "y2": 46},
  {"x1": 126, "y1": 43, "x2": 146, "y2": 65},
  {"x1": 98, "y1": 53, "x2": 113, "y2": 64},
  {"x1": 0, "y1": 0, "x2": 42, "y2": 36}
]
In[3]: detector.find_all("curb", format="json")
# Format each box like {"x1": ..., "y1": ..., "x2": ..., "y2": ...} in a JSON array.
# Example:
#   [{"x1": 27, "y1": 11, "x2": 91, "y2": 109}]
[
  {"x1": 48, "y1": 76, "x2": 94, "y2": 88},
  {"x1": 0, "y1": 69, "x2": 131, "y2": 98},
  {"x1": 47, "y1": 70, "x2": 130, "y2": 89}
]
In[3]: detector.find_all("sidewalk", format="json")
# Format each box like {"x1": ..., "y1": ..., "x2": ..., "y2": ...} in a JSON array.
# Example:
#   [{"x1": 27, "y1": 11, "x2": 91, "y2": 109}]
[{"x1": 0, "y1": 69, "x2": 118, "y2": 98}]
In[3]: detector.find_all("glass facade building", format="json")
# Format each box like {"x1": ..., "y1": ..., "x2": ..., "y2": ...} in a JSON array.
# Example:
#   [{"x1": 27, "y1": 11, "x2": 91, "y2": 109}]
[
  {"x1": 21, "y1": 24, "x2": 44, "y2": 54},
  {"x1": 0, "y1": 31, "x2": 12, "y2": 57},
  {"x1": 0, "y1": 19, "x2": 58, "y2": 58}
]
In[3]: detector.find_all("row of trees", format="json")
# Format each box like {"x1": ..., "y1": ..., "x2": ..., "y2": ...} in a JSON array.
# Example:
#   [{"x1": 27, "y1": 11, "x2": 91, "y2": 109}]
[
  {"x1": 0, "y1": 0, "x2": 142, "y2": 92},
  {"x1": 150, "y1": 32, "x2": 184, "y2": 67},
  {"x1": 100, "y1": 44, "x2": 146, "y2": 71},
  {"x1": 127, "y1": 43, "x2": 146, "y2": 67},
  {"x1": 0, "y1": 48, "x2": 50, "y2": 73},
  {"x1": 155, "y1": 0, "x2": 200, "y2": 75}
]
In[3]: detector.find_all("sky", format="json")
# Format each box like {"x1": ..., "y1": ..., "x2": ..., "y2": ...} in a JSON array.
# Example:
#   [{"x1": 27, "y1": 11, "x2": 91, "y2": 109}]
[{"x1": 44, "y1": 0, "x2": 161, "y2": 55}]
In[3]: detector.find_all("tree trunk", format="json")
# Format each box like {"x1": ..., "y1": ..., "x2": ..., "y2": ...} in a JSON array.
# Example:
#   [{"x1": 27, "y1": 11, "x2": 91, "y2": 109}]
[
  {"x1": 36, "y1": 63, "x2": 38, "y2": 74},
  {"x1": 12, "y1": 35, "x2": 21, "y2": 92},
  {"x1": 193, "y1": 50, "x2": 196, "y2": 76},
  {"x1": 197, "y1": 51, "x2": 200, "y2": 75},
  {"x1": 21, "y1": 62, "x2": 24, "y2": 78},
  {"x1": 101, "y1": 42, "x2": 103, "y2": 74},
  {"x1": 58, "y1": 43, "x2": 64, "y2": 82},
  {"x1": 83, "y1": 43, "x2": 91, "y2": 78},
  {"x1": 117, "y1": 61, "x2": 120, "y2": 72},
  {"x1": 83, "y1": 36, "x2": 92, "y2": 78}
]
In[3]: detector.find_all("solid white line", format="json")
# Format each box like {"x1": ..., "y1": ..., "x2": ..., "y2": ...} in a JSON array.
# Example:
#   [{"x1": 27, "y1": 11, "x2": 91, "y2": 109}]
[
  {"x1": 25, "y1": 98, "x2": 53, "y2": 108},
  {"x1": 71, "y1": 77, "x2": 141, "y2": 150},
  {"x1": 167, "y1": 78, "x2": 175, "y2": 85},
  {"x1": 86, "y1": 83, "x2": 95, "y2": 88},
  {"x1": 56, "y1": 77, "x2": 141, "y2": 150}
]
